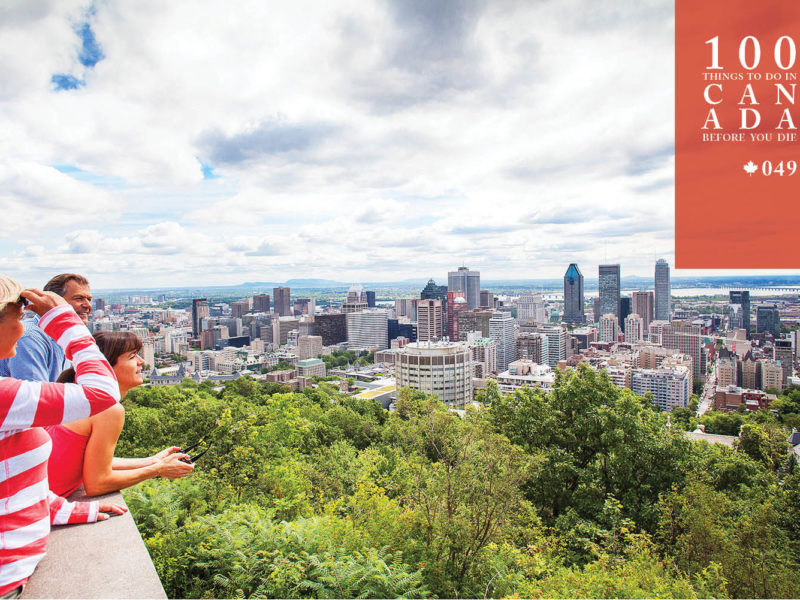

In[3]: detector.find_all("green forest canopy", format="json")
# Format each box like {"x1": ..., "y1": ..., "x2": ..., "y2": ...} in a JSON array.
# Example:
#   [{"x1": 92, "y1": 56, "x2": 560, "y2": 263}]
[{"x1": 119, "y1": 367, "x2": 800, "y2": 599}]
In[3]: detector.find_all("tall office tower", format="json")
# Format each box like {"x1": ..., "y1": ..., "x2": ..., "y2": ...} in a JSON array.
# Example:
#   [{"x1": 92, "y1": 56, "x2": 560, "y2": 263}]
[
  {"x1": 773, "y1": 339, "x2": 793, "y2": 387},
  {"x1": 346, "y1": 309, "x2": 388, "y2": 350},
  {"x1": 395, "y1": 341, "x2": 472, "y2": 407},
  {"x1": 94, "y1": 298, "x2": 107, "y2": 312},
  {"x1": 447, "y1": 292, "x2": 468, "y2": 340},
  {"x1": 516, "y1": 332, "x2": 547, "y2": 364},
  {"x1": 314, "y1": 313, "x2": 347, "y2": 345},
  {"x1": 563, "y1": 263, "x2": 585, "y2": 324},
  {"x1": 654, "y1": 259, "x2": 671, "y2": 321},
  {"x1": 598, "y1": 264, "x2": 621, "y2": 321},
  {"x1": 395, "y1": 298, "x2": 413, "y2": 318},
  {"x1": 520, "y1": 323, "x2": 566, "y2": 367},
  {"x1": 365, "y1": 291, "x2": 376, "y2": 308},
  {"x1": 273, "y1": 287, "x2": 292, "y2": 317},
  {"x1": 480, "y1": 290, "x2": 494, "y2": 309},
  {"x1": 417, "y1": 299, "x2": 444, "y2": 342},
  {"x1": 253, "y1": 294, "x2": 271, "y2": 313},
  {"x1": 518, "y1": 291, "x2": 547, "y2": 323},
  {"x1": 624, "y1": 314, "x2": 644, "y2": 343},
  {"x1": 231, "y1": 300, "x2": 250, "y2": 319},
  {"x1": 619, "y1": 297, "x2": 632, "y2": 332},
  {"x1": 489, "y1": 311, "x2": 515, "y2": 372},
  {"x1": 660, "y1": 321, "x2": 704, "y2": 380},
  {"x1": 191, "y1": 298, "x2": 209, "y2": 337},
  {"x1": 757, "y1": 305, "x2": 781, "y2": 337},
  {"x1": 457, "y1": 308, "x2": 494, "y2": 340},
  {"x1": 599, "y1": 314, "x2": 619, "y2": 342},
  {"x1": 632, "y1": 291, "x2": 654, "y2": 334},
  {"x1": 421, "y1": 278, "x2": 448, "y2": 333},
  {"x1": 729, "y1": 291, "x2": 751, "y2": 337},
  {"x1": 448, "y1": 266, "x2": 481, "y2": 310}
]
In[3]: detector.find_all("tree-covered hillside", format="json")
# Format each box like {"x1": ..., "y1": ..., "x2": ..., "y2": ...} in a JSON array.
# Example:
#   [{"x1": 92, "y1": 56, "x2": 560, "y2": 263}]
[{"x1": 119, "y1": 367, "x2": 800, "y2": 598}]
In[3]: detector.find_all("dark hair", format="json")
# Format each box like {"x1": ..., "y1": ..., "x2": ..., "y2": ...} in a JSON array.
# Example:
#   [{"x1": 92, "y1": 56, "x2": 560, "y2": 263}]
[
  {"x1": 44, "y1": 273, "x2": 89, "y2": 297},
  {"x1": 57, "y1": 331, "x2": 143, "y2": 384}
]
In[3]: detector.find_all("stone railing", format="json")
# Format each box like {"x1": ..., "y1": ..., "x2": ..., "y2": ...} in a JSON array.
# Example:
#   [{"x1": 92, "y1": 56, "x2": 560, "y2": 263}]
[{"x1": 21, "y1": 490, "x2": 166, "y2": 599}]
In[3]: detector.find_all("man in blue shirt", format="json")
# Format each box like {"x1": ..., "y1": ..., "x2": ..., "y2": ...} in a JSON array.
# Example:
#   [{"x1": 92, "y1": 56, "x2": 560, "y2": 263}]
[{"x1": 0, "y1": 273, "x2": 93, "y2": 382}]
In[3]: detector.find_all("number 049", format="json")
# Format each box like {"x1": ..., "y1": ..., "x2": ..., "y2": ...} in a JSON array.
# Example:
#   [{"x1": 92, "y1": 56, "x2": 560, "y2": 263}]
[{"x1": 761, "y1": 160, "x2": 797, "y2": 176}]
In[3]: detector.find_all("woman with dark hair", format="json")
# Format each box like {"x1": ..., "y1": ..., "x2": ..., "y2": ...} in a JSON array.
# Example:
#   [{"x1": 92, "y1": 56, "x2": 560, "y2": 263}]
[{"x1": 48, "y1": 331, "x2": 193, "y2": 497}]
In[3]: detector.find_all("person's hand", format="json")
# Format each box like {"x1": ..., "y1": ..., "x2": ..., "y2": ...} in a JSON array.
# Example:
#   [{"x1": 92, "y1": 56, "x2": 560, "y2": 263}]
[
  {"x1": 152, "y1": 446, "x2": 180, "y2": 461},
  {"x1": 20, "y1": 289, "x2": 68, "y2": 317},
  {"x1": 97, "y1": 503, "x2": 127, "y2": 521},
  {"x1": 156, "y1": 452, "x2": 195, "y2": 479}
]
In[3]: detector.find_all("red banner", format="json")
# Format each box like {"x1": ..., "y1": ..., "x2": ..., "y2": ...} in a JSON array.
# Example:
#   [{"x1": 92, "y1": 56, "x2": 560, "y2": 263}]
[{"x1": 676, "y1": 0, "x2": 800, "y2": 268}]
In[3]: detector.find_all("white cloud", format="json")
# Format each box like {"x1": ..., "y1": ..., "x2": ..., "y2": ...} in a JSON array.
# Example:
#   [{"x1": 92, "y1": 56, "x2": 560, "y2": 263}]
[{"x1": 0, "y1": 0, "x2": 727, "y2": 287}]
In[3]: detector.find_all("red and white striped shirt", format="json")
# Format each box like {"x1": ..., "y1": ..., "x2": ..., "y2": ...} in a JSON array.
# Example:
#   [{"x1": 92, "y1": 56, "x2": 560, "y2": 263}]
[{"x1": 0, "y1": 305, "x2": 120, "y2": 594}]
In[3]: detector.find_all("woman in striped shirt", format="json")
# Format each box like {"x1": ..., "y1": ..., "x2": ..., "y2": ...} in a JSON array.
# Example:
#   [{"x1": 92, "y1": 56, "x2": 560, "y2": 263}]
[{"x1": 0, "y1": 275, "x2": 124, "y2": 597}]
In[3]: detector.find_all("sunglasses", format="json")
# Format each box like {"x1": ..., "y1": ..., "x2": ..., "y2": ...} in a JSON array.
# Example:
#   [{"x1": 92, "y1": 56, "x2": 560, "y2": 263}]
[{"x1": 16, "y1": 296, "x2": 30, "y2": 308}]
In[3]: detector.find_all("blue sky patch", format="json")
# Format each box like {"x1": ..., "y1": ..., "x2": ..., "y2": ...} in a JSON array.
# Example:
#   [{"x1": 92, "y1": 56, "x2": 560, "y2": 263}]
[
  {"x1": 77, "y1": 22, "x2": 104, "y2": 67},
  {"x1": 51, "y1": 74, "x2": 84, "y2": 91}
]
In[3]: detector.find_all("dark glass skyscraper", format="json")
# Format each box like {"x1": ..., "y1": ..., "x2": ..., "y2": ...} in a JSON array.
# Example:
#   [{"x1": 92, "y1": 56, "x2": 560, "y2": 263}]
[
  {"x1": 191, "y1": 298, "x2": 209, "y2": 337},
  {"x1": 563, "y1": 263, "x2": 585, "y2": 324},
  {"x1": 598, "y1": 264, "x2": 621, "y2": 320},
  {"x1": 729, "y1": 290, "x2": 751, "y2": 337}
]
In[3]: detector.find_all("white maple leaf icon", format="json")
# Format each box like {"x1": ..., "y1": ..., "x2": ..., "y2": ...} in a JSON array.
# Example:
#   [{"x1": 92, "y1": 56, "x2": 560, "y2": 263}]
[{"x1": 743, "y1": 161, "x2": 758, "y2": 175}]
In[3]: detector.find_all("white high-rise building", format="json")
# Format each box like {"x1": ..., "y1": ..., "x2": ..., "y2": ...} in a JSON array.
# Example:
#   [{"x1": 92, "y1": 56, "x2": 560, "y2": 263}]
[
  {"x1": 624, "y1": 314, "x2": 644, "y2": 343},
  {"x1": 517, "y1": 291, "x2": 547, "y2": 324},
  {"x1": 489, "y1": 311, "x2": 516, "y2": 371},
  {"x1": 599, "y1": 314, "x2": 619, "y2": 343},
  {"x1": 631, "y1": 366, "x2": 690, "y2": 411},
  {"x1": 346, "y1": 309, "x2": 388, "y2": 350},
  {"x1": 395, "y1": 341, "x2": 473, "y2": 407}
]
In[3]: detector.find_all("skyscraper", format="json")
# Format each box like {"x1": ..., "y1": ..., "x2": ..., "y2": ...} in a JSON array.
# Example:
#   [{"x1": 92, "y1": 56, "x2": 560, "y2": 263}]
[
  {"x1": 489, "y1": 311, "x2": 515, "y2": 371},
  {"x1": 632, "y1": 291, "x2": 654, "y2": 333},
  {"x1": 417, "y1": 299, "x2": 444, "y2": 342},
  {"x1": 273, "y1": 287, "x2": 291, "y2": 317},
  {"x1": 729, "y1": 291, "x2": 751, "y2": 337},
  {"x1": 191, "y1": 298, "x2": 209, "y2": 337},
  {"x1": 654, "y1": 259, "x2": 671, "y2": 321},
  {"x1": 365, "y1": 291, "x2": 376, "y2": 308},
  {"x1": 252, "y1": 294, "x2": 271, "y2": 313},
  {"x1": 757, "y1": 305, "x2": 780, "y2": 337},
  {"x1": 598, "y1": 264, "x2": 621, "y2": 321},
  {"x1": 346, "y1": 309, "x2": 388, "y2": 350},
  {"x1": 421, "y1": 279, "x2": 448, "y2": 333},
  {"x1": 619, "y1": 297, "x2": 632, "y2": 332},
  {"x1": 447, "y1": 292, "x2": 468, "y2": 340},
  {"x1": 563, "y1": 263, "x2": 585, "y2": 324},
  {"x1": 448, "y1": 266, "x2": 481, "y2": 310},
  {"x1": 480, "y1": 290, "x2": 494, "y2": 309}
]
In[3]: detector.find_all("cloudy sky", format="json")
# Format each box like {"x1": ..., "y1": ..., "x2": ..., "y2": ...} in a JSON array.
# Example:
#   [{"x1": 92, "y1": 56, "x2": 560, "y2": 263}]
[{"x1": 0, "y1": 0, "x2": 758, "y2": 288}]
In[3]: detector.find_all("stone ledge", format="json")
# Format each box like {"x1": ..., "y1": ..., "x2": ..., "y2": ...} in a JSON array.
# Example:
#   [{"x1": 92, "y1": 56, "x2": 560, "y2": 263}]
[{"x1": 21, "y1": 489, "x2": 166, "y2": 599}]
